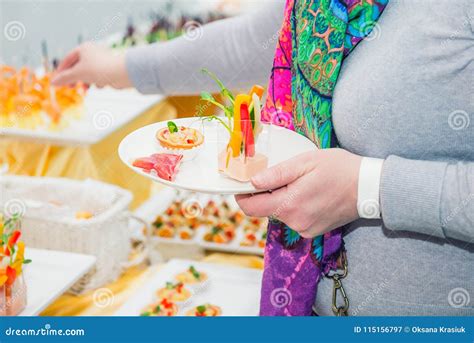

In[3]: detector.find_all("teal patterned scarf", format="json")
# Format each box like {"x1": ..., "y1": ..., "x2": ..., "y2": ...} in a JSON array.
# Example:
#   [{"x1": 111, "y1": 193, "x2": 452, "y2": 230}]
[{"x1": 260, "y1": 0, "x2": 389, "y2": 316}]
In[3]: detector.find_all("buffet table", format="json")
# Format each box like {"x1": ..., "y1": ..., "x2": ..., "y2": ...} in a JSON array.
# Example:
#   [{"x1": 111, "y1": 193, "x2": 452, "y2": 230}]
[
  {"x1": 0, "y1": 100, "x2": 176, "y2": 208},
  {"x1": 40, "y1": 253, "x2": 264, "y2": 316}
]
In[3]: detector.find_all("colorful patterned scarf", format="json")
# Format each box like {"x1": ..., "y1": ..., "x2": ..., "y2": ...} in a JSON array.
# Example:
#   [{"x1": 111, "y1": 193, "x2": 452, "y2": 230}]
[{"x1": 260, "y1": 0, "x2": 388, "y2": 316}]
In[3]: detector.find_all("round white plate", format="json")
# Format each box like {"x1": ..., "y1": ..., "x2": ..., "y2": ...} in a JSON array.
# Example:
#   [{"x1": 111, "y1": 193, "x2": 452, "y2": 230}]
[{"x1": 118, "y1": 117, "x2": 317, "y2": 194}]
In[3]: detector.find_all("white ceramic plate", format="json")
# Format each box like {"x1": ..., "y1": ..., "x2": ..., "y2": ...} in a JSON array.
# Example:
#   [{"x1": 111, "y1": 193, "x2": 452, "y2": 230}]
[
  {"x1": 118, "y1": 117, "x2": 317, "y2": 194},
  {"x1": 1, "y1": 87, "x2": 162, "y2": 146},
  {"x1": 114, "y1": 259, "x2": 262, "y2": 316},
  {"x1": 19, "y1": 248, "x2": 96, "y2": 316}
]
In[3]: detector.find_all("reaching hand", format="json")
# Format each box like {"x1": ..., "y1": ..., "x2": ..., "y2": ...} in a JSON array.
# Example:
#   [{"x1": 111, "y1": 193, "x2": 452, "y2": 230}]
[{"x1": 52, "y1": 42, "x2": 131, "y2": 89}]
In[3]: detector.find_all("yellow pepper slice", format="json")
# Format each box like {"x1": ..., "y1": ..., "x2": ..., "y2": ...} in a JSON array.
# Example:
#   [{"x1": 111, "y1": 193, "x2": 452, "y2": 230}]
[
  {"x1": 0, "y1": 269, "x2": 6, "y2": 287},
  {"x1": 229, "y1": 94, "x2": 250, "y2": 157},
  {"x1": 249, "y1": 85, "x2": 264, "y2": 99},
  {"x1": 13, "y1": 241, "x2": 25, "y2": 275}
]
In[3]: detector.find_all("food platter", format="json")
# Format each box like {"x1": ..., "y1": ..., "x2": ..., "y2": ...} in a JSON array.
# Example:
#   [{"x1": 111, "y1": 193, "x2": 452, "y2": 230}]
[
  {"x1": 114, "y1": 259, "x2": 262, "y2": 316},
  {"x1": 1, "y1": 86, "x2": 162, "y2": 146},
  {"x1": 118, "y1": 117, "x2": 317, "y2": 195},
  {"x1": 132, "y1": 187, "x2": 267, "y2": 256}
]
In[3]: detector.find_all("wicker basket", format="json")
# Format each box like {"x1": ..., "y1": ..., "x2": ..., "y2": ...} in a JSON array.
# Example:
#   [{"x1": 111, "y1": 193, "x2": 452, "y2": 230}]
[{"x1": 0, "y1": 175, "x2": 142, "y2": 294}]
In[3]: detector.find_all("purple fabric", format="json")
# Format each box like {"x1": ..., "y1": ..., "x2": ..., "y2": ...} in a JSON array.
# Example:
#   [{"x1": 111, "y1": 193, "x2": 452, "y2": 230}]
[{"x1": 260, "y1": 222, "x2": 343, "y2": 316}]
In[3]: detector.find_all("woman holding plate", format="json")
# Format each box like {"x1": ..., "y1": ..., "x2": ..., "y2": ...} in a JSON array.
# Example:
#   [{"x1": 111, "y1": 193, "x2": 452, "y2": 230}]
[{"x1": 54, "y1": 0, "x2": 474, "y2": 316}]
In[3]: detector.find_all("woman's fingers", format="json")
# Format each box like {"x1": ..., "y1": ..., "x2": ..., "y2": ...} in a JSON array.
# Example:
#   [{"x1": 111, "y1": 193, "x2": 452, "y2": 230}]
[
  {"x1": 51, "y1": 65, "x2": 81, "y2": 86},
  {"x1": 235, "y1": 187, "x2": 289, "y2": 218},
  {"x1": 55, "y1": 48, "x2": 80, "y2": 73},
  {"x1": 251, "y1": 151, "x2": 315, "y2": 190}
]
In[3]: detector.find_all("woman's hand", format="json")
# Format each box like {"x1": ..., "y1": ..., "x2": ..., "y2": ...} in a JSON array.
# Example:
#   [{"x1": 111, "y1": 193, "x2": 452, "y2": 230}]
[
  {"x1": 52, "y1": 42, "x2": 131, "y2": 89},
  {"x1": 235, "y1": 148, "x2": 362, "y2": 238}
]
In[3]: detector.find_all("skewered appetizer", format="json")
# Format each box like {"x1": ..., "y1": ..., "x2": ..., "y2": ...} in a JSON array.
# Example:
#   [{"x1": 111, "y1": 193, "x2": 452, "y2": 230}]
[
  {"x1": 198, "y1": 69, "x2": 268, "y2": 182},
  {"x1": 0, "y1": 213, "x2": 31, "y2": 316},
  {"x1": 140, "y1": 298, "x2": 178, "y2": 317},
  {"x1": 186, "y1": 303, "x2": 221, "y2": 317},
  {"x1": 175, "y1": 265, "x2": 208, "y2": 284},
  {"x1": 156, "y1": 282, "x2": 191, "y2": 302},
  {"x1": 0, "y1": 65, "x2": 85, "y2": 130}
]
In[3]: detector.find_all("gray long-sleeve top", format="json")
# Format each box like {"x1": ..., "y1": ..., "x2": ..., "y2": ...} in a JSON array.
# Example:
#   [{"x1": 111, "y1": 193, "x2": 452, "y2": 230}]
[{"x1": 126, "y1": 0, "x2": 474, "y2": 315}]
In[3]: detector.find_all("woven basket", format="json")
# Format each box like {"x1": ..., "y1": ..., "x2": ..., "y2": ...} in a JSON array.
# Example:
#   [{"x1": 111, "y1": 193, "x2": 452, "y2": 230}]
[{"x1": 0, "y1": 175, "x2": 140, "y2": 294}]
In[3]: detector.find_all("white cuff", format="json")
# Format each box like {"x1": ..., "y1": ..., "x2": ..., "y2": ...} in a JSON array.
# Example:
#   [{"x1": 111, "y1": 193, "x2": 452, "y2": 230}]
[{"x1": 357, "y1": 157, "x2": 385, "y2": 219}]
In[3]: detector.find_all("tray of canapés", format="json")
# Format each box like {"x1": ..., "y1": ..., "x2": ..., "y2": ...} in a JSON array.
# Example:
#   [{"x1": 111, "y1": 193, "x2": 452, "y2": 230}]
[
  {"x1": 1, "y1": 65, "x2": 162, "y2": 145},
  {"x1": 133, "y1": 189, "x2": 267, "y2": 256},
  {"x1": 114, "y1": 259, "x2": 262, "y2": 316}
]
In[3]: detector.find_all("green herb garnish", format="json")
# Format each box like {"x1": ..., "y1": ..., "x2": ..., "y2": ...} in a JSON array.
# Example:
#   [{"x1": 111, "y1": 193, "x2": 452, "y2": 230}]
[
  {"x1": 167, "y1": 121, "x2": 178, "y2": 133},
  {"x1": 211, "y1": 226, "x2": 222, "y2": 235},
  {"x1": 140, "y1": 311, "x2": 151, "y2": 316},
  {"x1": 196, "y1": 305, "x2": 206, "y2": 313},
  {"x1": 152, "y1": 217, "x2": 163, "y2": 229},
  {"x1": 153, "y1": 305, "x2": 161, "y2": 313},
  {"x1": 165, "y1": 282, "x2": 175, "y2": 289},
  {"x1": 201, "y1": 69, "x2": 234, "y2": 104},
  {"x1": 189, "y1": 265, "x2": 200, "y2": 279},
  {"x1": 196, "y1": 69, "x2": 236, "y2": 134}
]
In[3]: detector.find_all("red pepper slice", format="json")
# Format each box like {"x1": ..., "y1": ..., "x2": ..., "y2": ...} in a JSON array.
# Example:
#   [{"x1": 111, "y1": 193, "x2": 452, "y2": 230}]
[
  {"x1": 161, "y1": 298, "x2": 173, "y2": 309},
  {"x1": 4, "y1": 230, "x2": 21, "y2": 256},
  {"x1": 240, "y1": 103, "x2": 255, "y2": 157},
  {"x1": 6, "y1": 265, "x2": 16, "y2": 286}
]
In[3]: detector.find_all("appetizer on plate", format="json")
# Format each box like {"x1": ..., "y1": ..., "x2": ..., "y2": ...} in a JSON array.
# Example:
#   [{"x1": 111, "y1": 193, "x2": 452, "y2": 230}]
[
  {"x1": 228, "y1": 210, "x2": 245, "y2": 225},
  {"x1": 140, "y1": 298, "x2": 178, "y2": 317},
  {"x1": 133, "y1": 153, "x2": 183, "y2": 181},
  {"x1": 175, "y1": 265, "x2": 208, "y2": 284},
  {"x1": 152, "y1": 216, "x2": 176, "y2": 238},
  {"x1": 198, "y1": 69, "x2": 268, "y2": 182},
  {"x1": 177, "y1": 227, "x2": 194, "y2": 240},
  {"x1": 243, "y1": 217, "x2": 268, "y2": 232},
  {"x1": 186, "y1": 303, "x2": 221, "y2": 317},
  {"x1": 203, "y1": 224, "x2": 235, "y2": 244},
  {"x1": 240, "y1": 231, "x2": 257, "y2": 247},
  {"x1": 241, "y1": 228, "x2": 267, "y2": 248},
  {"x1": 258, "y1": 230, "x2": 267, "y2": 248},
  {"x1": 156, "y1": 282, "x2": 191, "y2": 302},
  {"x1": 0, "y1": 213, "x2": 31, "y2": 316},
  {"x1": 156, "y1": 121, "x2": 204, "y2": 161}
]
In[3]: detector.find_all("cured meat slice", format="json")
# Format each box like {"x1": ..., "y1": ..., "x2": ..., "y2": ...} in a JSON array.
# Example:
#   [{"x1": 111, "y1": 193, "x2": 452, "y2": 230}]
[{"x1": 133, "y1": 153, "x2": 183, "y2": 181}]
